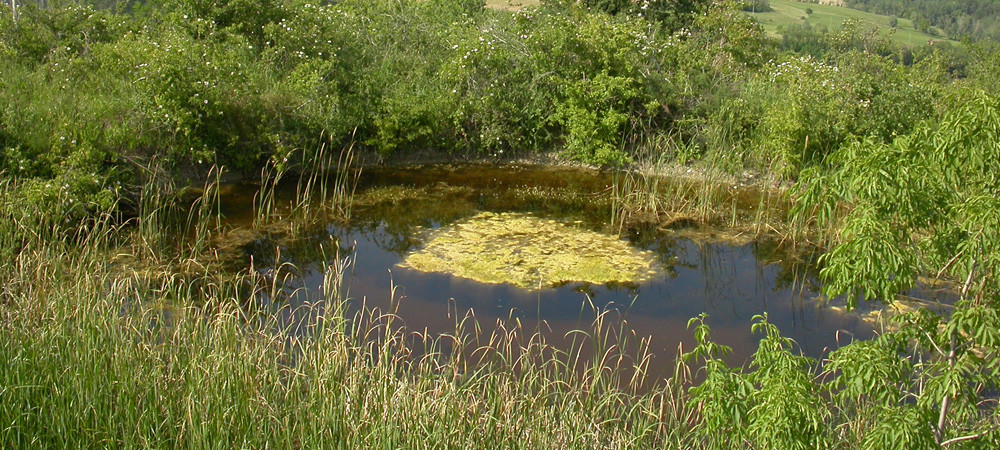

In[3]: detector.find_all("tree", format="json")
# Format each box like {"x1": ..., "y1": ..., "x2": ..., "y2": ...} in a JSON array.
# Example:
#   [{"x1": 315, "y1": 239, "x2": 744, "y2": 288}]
[
  {"x1": 685, "y1": 89, "x2": 1000, "y2": 449},
  {"x1": 791, "y1": 88, "x2": 1000, "y2": 445}
]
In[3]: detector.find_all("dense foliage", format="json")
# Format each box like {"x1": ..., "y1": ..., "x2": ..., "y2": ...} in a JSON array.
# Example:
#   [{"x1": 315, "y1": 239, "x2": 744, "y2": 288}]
[
  {"x1": 3, "y1": 0, "x2": 1000, "y2": 447},
  {"x1": 677, "y1": 88, "x2": 1000, "y2": 447},
  {"x1": 2, "y1": 0, "x2": 969, "y2": 203}
]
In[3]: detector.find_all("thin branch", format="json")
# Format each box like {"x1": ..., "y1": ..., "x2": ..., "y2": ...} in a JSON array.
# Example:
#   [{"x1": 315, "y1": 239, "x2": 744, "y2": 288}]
[
  {"x1": 935, "y1": 330, "x2": 957, "y2": 442},
  {"x1": 960, "y1": 261, "x2": 977, "y2": 299},
  {"x1": 937, "y1": 262, "x2": 976, "y2": 443},
  {"x1": 921, "y1": 329, "x2": 946, "y2": 358},
  {"x1": 941, "y1": 424, "x2": 1000, "y2": 447},
  {"x1": 935, "y1": 245, "x2": 969, "y2": 280}
]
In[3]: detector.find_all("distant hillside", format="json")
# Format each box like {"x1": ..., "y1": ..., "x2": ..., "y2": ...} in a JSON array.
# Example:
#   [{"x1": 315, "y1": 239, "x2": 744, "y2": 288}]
[
  {"x1": 750, "y1": 0, "x2": 955, "y2": 48},
  {"x1": 844, "y1": 0, "x2": 1000, "y2": 42}
]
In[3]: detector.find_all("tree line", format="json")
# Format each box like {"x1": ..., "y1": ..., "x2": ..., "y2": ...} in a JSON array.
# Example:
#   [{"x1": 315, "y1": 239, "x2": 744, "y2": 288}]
[{"x1": 845, "y1": 0, "x2": 1000, "y2": 41}]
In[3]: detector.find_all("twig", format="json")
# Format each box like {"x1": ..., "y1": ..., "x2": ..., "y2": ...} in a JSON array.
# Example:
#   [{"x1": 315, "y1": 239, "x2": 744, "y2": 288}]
[
  {"x1": 941, "y1": 424, "x2": 1000, "y2": 447},
  {"x1": 937, "y1": 261, "x2": 976, "y2": 443}
]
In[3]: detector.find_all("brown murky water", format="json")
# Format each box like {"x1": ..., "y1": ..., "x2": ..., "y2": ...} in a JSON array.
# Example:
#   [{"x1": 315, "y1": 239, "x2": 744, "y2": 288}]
[{"x1": 215, "y1": 164, "x2": 919, "y2": 376}]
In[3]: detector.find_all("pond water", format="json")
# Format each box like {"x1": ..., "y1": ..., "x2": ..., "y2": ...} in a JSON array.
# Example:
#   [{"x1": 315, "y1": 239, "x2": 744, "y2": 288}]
[{"x1": 218, "y1": 165, "x2": 883, "y2": 375}]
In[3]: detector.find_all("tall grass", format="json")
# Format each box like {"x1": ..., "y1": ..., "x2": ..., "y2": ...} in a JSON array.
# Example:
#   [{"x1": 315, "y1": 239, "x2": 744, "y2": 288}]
[
  {"x1": 252, "y1": 138, "x2": 362, "y2": 238},
  {"x1": 611, "y1": 145, "x2": 790, "y2": 239},
  {"x1": 0, "y1": 171, "x2": 696, "y2": 448},
  {"x1": 252, "y1": 159, "x2": 289, "y2": 230},
  {"x1": 327, "y1": 141, "x2": 361, "y2": 223}
]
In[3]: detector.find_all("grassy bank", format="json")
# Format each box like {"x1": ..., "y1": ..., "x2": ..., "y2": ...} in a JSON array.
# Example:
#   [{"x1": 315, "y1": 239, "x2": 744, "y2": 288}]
[
  {"x1": 2, "y1": 146, "x2": 998, "y2": 446},
  {"x1": 0, "y1": 174, "x2": 692, "y2": 448},
  {"x1": 0, "y1": 249, "x2": 679, "y2": 447}
]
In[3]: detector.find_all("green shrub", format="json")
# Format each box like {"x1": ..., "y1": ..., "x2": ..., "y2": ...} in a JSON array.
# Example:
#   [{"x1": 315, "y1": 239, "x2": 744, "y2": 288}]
[
  {"x1": 0, "y1": 3, "x2": 127, "y2": 64},
  {"x1": 686, "y1": 314, "x2": 828, "y2": 448},
  {"x1": 555, "y1": 73, "x2": 637, "y2": 165},
  {"x1": 705, "y1": 51, "x2": 934, "y2": 178}
]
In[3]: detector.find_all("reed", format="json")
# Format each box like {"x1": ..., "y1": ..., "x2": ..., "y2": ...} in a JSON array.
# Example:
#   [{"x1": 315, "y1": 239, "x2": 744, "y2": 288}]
[
  {"x1": 252, "y1": 157, "x2": 289, "y2": 230},
  {"x1": 252, "y1": 137, "x2": 361, "y2": 238},
  {"x1": 327, "y1": 141, "x2": 362, "y2": 223},
  {"x1": 612, "y1": 140, "x2": 791, "y2": 240},
  {"x1": 0, "y1": 181, "x2": 695, "y2": 448},
  {"x1": 182, "y1": 165, "x2": 223, "y2": 259}
]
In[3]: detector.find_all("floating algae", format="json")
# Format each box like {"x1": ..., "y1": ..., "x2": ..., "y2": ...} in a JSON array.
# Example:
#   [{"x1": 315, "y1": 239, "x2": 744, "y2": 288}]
[{"x1": 398, "y1": 212, "x2": 660, "y2": 288}]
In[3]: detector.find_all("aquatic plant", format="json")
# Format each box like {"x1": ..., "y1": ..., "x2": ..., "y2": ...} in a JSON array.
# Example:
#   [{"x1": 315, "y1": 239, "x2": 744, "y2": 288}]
[
  {"x1": 252, "y1": 157, "x2": 290, "y2": 230},
  {"x1": 3, "y1": 153, "x2": 1000, "y2": 448},
  {"x1": 250, "y1": 137, "x2": 361, "y2": 238},
  {"x1": 0, "y1": 189, "x2": 689, "y2": 447},
  {"x1": 399, "y1": 211, "x2": 660, "y2": 287},
  {"x1": 610, "y1": 158, "x2": 790, "y2": 239}
]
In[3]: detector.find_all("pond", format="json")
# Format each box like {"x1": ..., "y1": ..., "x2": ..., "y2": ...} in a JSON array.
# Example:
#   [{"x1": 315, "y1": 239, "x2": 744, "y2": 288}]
[{"x1": 216, "y1": 164, "x2": 887, "y2": 375}]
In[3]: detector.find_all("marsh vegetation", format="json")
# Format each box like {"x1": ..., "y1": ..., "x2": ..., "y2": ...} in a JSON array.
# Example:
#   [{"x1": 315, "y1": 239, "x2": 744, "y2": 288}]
[{"x1": 3, "y1": 0, "x2": 1000, "y2": 447}]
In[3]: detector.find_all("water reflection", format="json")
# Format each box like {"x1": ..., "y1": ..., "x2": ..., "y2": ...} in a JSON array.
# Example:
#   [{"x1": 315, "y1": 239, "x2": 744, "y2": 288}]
[{"x1": 235, "y1": 165, "x2": 875, "y2": 374}]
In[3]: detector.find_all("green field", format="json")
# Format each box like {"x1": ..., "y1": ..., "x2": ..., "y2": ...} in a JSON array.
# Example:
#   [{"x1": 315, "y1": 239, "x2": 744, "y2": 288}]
[
  {"x1": 751, "y1": 0, "x2": 955, "y2": 47},
  {"x1": 490, "y1": 0, "x2": 952, "y2": 47}
]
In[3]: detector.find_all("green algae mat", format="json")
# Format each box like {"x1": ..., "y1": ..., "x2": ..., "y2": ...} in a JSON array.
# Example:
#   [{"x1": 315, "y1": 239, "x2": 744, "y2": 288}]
[{"x1": 398, "y1": 212, "x2": 660, "y2": 288}]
